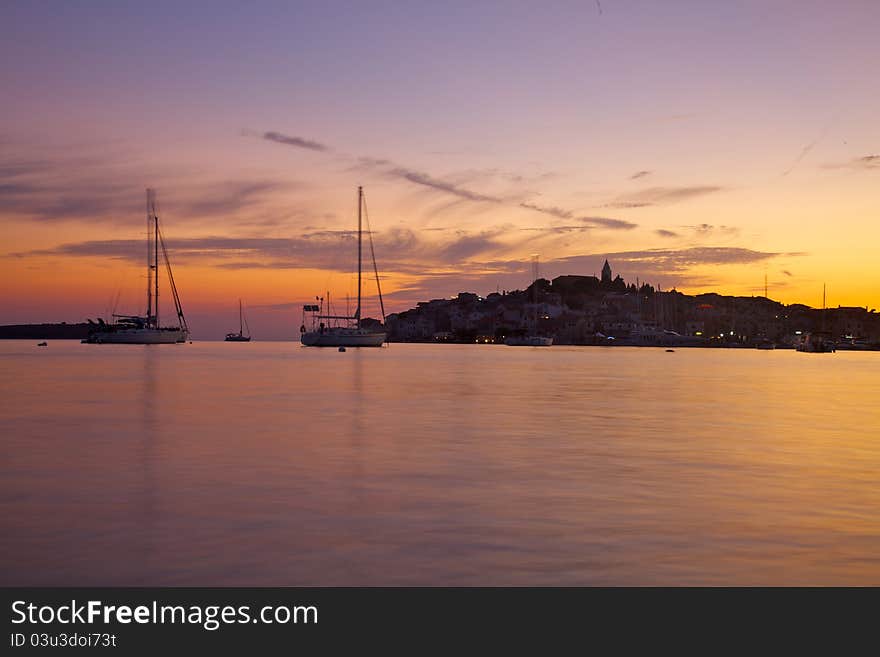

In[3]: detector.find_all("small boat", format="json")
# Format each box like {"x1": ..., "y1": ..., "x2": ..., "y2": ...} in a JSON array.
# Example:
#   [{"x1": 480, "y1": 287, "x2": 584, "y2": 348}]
[
  {"x1": 505, "y1": 255, "x2": 553, "y2": 346},
  {"x1": 797, "y1": 285, "x2": 835, "y2": 353},
  {"x1": 796, "y1": 332, "x2": 835, "y2": 353},
  {"x1": 225, "y1": 299, "x2": 252, "y2": 342},
  {"x1": 300, "y1": 187, "x2": 387, "y2": 348},
  {"x1": 83, "y1": 189, "x2": 189, "y2": 344},
  {"x1": 37, "y1": 341, "x2": 47, "y2": 346}
]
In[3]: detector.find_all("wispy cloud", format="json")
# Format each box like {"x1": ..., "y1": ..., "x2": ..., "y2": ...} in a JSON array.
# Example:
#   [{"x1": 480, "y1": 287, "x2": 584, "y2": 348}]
[
  {"x1": 10, "y1": 225, "x2": 514, "y2": 274},
  {"x1": 686, "y1": 223, "x2": 739, "y2": 237},
  {"x1": 519, "y1": 201, "x2": 572, "y2": 219},
  {"x1": 259, "y1": 129, "x2": 634, "y2": 228},
  {"x1": 579, "y1": 216, "x2": 637, "y2": 230},
  {"x1": 781, "y1": 120, "x2": 834, "y2": 176},
  {"x1": 781, "y1": 139, "x2": 820, "y2": 177},
  {"x1": 387, "y1": 167, "x2": 502, "y2": 203},
  {"x1": 824, "y1": 154, "x2": 880, "y2": 171},
  {"x1": 262, "y1": 131, "x2": 329, "y2": 152},
  {"x1": 591, "y1": 246, "x2": 783, "y2": 268},
  {"x1": 176, "y1": 181, "x2": 287, "y2": 218},
  {"x1": 606, "y1": 186, "x2": 723, "y2": 208},
  {"x1": 546, "y1": 247, "x2": 797, "y2": 290},
  {"x1": 519, "y1": 202, "x2": 637, "y2": 230},
  {"x1": 437, "y1": 229, "x2": 507, "y2": 261},
  {"x1": 656, "y1": 229, "x2": 679, "y2": 238},
  {"x1": 0, "y1": 174, "x2": 290, "y2": 224},
  {"x1": 607, "y1": 202, "x2": 652, "y2": 209},
  {"x1": 0, "y1": 181, "x2": 141, "y2": 221},
  {"x1": 256, "y1": 128, "x2": 734, "y2": 239}
]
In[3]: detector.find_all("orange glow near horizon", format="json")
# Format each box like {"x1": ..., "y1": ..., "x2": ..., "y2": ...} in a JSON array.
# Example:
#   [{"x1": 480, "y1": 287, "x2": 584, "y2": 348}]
[{"x1": 2, "y1": 2, "x2": 879, "y2": 334}]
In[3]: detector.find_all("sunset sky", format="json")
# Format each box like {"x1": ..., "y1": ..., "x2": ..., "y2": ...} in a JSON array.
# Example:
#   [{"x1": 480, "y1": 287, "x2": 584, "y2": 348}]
[{"x1": 2, "y1": 1, "x2": 878, "y2": 339}]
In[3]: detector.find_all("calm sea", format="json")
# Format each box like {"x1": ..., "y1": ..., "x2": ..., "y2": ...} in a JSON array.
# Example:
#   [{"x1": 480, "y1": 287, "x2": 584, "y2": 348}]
[{"x1": 1, "y1": 340, "x2": 878, "y2": 585}]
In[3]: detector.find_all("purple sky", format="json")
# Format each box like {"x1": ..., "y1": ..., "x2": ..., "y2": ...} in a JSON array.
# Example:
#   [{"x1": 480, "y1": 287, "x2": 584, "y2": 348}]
[{"x1": 2, "y1": 1, "x2": 878, "y2": 338}]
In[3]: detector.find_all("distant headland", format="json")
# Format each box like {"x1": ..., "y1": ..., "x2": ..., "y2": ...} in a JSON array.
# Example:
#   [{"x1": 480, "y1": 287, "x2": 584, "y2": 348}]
[
  {"x1": 384, "y1": 261, "x2": 880, "y2": 349},
  {"x1": 3, "y1": 261, "x2": 879, "y2": 348},
  {"x1": 0, "y1": 322, "x2": 92, "y2": 340}
]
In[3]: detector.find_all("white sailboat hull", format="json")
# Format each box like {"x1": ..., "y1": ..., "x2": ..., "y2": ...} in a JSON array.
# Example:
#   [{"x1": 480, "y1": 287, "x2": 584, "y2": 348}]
[
  {"x1": 86, "y1": 328, "x2": 188, "y2": 344},
  {"x1": 301, "y1": 328, "x2": 386, "y2": 347},
  {"x1": 83, "y1": 189, "x2": 189, "y2": 346}
]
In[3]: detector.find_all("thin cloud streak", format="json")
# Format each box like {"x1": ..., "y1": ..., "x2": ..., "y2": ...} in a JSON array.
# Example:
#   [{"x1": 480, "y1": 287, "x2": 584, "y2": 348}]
[
  {"x1": 262, "y1": 131, "x2": 329, "y2": 152},
  {"x1": 10, "y1": 226, "x2": 513, "y2": 274},
  {"x1": 579, "y1": 216, "x2": 637, "y2": 230},
  {"x1": 781, "y1": 139, "x2": 819, "y2": 177},
  {"x1": 387, "y1": 167, "x2": 502, "y2": 203},
  {"x1": 260, "y1": 129, "x2": 642, "y2": 230},
  {"x1": 824, "y1": 154, "x2": 880, "y2": 171},
  {"x1": 781, "y1": 119, "x2": 835, "y2": 176},
  {"x1": 519, "y1": 201, "x2": 572, "y2": 219},
  {"x1": 687, "y1": 223, "x2": 739, "y2": 238},
  {"x1": 606, "y1": 186, "x2": 723, "y2": 208},
  {"x1": 520, "y1": 202, "x2": 637, "y2": 230}
]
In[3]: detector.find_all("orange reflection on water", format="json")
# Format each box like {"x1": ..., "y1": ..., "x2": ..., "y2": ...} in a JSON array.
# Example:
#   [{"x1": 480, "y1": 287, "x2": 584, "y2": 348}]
[{"x1": 1, "y1": 342, "x2": 878, "y2": 585}]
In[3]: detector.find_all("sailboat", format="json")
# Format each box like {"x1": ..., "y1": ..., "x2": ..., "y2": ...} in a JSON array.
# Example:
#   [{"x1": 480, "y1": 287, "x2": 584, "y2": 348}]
[
  {"x1": 83, "y1": 189, "x2": 189, "y2": 344},
  {"x1": 506, "y1": 255, "x2": 553, "y2": 346},
  {"x1": 796, "y1": 284, "x2": 835, "y2": 353},
  {"x1": 225, "y1": 299, "x2": 252, "y2": 342},
  {"x1": 300, "y1": 186, "x2": 386, "y2": 347}
]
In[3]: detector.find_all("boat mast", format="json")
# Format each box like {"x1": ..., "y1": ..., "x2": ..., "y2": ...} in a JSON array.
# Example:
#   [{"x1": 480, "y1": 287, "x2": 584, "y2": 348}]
[
  {"x1": 357, "y1": 185, "x2": 363, "y2": 330},
  {"x1": 154, "y1": 192, "x2": 159, "y2": 329},
  {"x1": 239, "y1": 299, "x2": 243, "y2": 335},
  {"x1": 158, "y1": 219, "x2": 188, "y2": 332},
  {"x1": 362, "y1": 192, "x2": 386, "y2": 324},
  {"x1": 146, "y1": 189, "x2": 154, "y2": 324}
]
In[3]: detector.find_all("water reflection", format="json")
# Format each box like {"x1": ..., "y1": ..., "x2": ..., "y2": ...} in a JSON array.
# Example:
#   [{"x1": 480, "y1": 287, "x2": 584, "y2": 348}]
[
  {"x1": 137, "y1": 346, "x2": 159, "y2": 583},
  {"x1": 1, "y1": 341, "x2": 878, "y2": 585}
]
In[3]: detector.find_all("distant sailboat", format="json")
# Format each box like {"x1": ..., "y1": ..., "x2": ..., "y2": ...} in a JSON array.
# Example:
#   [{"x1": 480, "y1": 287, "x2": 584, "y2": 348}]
[
  {"x1": 225, "y1": 299, "x2": 252, "y2": 342},
  {"x1": 797, "y1": 283, "x2": 835, "y2": 353},
  {"x1": 83, "y1": 189, "x2": 189, "y2": 344},
  {"x1": 300, "y1": 187, "x2": 386, "y2": 347},
  {"x1": 506, "y1": 255, "x2": 553, "y2": 346}
]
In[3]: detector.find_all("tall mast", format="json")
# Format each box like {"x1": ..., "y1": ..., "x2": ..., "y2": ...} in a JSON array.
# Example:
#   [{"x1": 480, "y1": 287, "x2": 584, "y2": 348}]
[
  {"x1": 239, "y1": 299, "x2": 243, "y2": 335},
  {"x1": 362, "y1": 189, "x2": 386, "y2": 324},
  {"x1": 357, "y1": 185, "x2": 363, "y2": 330},
  {"x1": 146, "y1": 189, "x2": 153, "y2": 322},
  {"x1": 154, "y1": 192, "x2": 160, "y2": 328}
]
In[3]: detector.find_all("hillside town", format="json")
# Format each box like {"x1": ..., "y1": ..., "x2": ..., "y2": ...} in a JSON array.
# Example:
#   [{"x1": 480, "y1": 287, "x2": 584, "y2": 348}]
[{"x1": 384, "y1": 260, "x2": 880, "y2": 349}]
